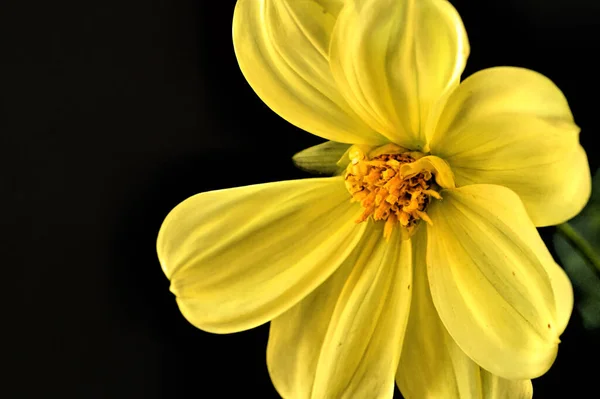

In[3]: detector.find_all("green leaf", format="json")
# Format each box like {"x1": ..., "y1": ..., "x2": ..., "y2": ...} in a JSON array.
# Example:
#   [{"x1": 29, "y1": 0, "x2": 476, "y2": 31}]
[
  {"x1": 292, "y1": 141, "x2": 351, "y2": 175},
  {"x1": 553, "y1": 169, "x2": 600, "y2": 330}
]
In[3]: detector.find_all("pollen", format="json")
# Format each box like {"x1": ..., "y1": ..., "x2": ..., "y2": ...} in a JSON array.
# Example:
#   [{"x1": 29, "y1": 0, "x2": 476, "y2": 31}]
[{"x1": 345, "y1": 150, "x2": 441, "y2": 240}]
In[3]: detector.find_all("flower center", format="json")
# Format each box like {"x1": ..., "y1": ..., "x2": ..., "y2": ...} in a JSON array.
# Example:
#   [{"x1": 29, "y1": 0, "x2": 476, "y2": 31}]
[{"x1": 344, "y1": 147, "x2": 441, "y2": 240}]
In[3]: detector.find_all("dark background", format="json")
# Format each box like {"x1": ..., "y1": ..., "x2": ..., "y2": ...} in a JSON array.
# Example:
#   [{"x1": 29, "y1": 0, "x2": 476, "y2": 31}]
[{"x1": 3, "y1": 0, "x2": 598, "y2": 397}]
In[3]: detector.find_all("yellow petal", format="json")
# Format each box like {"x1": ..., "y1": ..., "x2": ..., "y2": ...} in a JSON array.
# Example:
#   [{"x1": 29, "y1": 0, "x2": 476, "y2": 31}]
[
  {"x1": 426, "y1": 184, "x2": 565, "y2": 379},
  {"x1": 397, "y1": 227, "x2": 533, "y2": 399},
  {"x1": 267, "y1": 224, "x2": 411, "y2": 399},
  {"x1": 267, "y1": 247, "x2": 355, "y2": 399},
  {"x1": 399, "y1": 155, "x2": 456, "y2": 189},
  {"x1": 508, "y1": 231, "x2": 573, "y2": 334},
  {"x1": 480, "y1": 372, "x2": 532, "y2": 399},
  {"x1": 157, "y1": 177, "x2": 368, "y2": 334},
  {"x1": 268, "y1": 225, "x2": 411, "y2": 399},
  {"x1": 233, "y1": 0, "x2": 386, "y2": 145},
  {"x1": 429, "y1": 67, "x2": 591, "y2": 226},
  {"x1": 329, "y1": 0, "x2": 469, "y2": 150},
  {"x1": 546, "y1": 262, "x2": 574, "y2": 334},
  {"x1": 316, "y1": 0, "x2": 344, "y2": 17}
]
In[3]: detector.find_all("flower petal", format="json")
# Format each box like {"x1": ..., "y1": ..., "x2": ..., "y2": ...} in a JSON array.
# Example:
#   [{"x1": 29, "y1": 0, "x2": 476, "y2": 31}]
[
  {"x1": 546, "y1": 262, "x2": 574, "y2": 335},
  {"x1": 426, "y1": 184, "x2": 564, "y2": 379},
  {"x1": 266, "y1": 247, "x2": 355, "y2": 399},
  {"x1": 233, "y1": 0, "x2": 386, "y2": 144},
  {"x1": 329, "y1": 0, "x2": 469, "y2": 149},
  {"x1": 267, "y1": 224, "x2": 412, "y2": 399},
  {"x1": 316, "y1": 0, "x2": 344, "y2": 17},
  {"x1": 157, "y1": 177, "x2": 368, "y2": 334},
  {"x1": 479, "y1": 372, "x2": 532, "y2": 399},
  {"x1": 429, "y1": 67, "x2": 591, "y2": 226},
  {"x1": 312, "y1": 225, "x2": 412, "y2": 398},
  {"x1": 397, "y1": 227, "x2": 533, "y2": 399},
  {"x1": 399, "y1": 155, "x2": 456, "y2": 189}
]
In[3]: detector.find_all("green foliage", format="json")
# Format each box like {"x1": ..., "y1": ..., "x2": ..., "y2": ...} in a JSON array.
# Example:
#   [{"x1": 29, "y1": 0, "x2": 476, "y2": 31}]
[
  {"x1": 554, "y1": 169, "x2": 600, "y2": 329},
  {"x1": 292, "y1": 141, "x2": 351, "y2": 176}
]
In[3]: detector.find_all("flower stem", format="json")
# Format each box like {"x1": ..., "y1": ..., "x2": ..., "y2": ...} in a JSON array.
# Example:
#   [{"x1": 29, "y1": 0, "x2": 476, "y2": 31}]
[{"x1": 556, "y1": 222, "x2": 600, "y2": 273}]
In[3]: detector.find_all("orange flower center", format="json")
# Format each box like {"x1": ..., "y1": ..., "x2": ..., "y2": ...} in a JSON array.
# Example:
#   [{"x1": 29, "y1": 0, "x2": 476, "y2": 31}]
[{"x1": 344, "y1": 152, "x2": 441, "y2": 240}]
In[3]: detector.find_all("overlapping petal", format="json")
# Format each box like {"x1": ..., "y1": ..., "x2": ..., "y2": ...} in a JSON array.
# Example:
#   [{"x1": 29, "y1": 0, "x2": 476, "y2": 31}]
[
  {"x1": 429, "y1": 67, "x2": 591, "y2": 226},
  {"x1": 397, "y1": 228, "x2": 533, "y2": 399},
  {"x1": 233, "y1": 0, "x2": 386, "y2": 144},
  {"x1": 545, "y1": 262, "x2": 574, "y2": 334},
  {"x1": 267, "y1": 225, "x2": 412, "y2": 399},
  {"x1": 426, "y1": 184, "x2": 570, "y2": 379},
  {"x1": 479, "y1": 372, "x2": 533, "y2": 399},
  {"x1": 399, "y1": 155, "x2": 456, "y2": 189},
  {"x1": 329, "y1": 0, "x2": 469, "y2": 149},
  {"x1": 316, "y1": 0, "x2": 345, "y2": 17},
  {"x1": 157, "y1": 177, "x2": 368, "y2": 334}
]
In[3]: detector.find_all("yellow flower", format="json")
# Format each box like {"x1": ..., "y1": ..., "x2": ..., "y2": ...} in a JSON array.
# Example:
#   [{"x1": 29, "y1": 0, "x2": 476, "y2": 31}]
[{"x1": 157, "y1": 0, "x2": 591, "y2": 397}]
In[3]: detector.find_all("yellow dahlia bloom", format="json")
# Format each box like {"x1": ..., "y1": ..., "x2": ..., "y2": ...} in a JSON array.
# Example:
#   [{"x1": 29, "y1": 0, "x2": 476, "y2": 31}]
[{"x1": 157, "y1": 0, "x2": 591, "y2": 397}]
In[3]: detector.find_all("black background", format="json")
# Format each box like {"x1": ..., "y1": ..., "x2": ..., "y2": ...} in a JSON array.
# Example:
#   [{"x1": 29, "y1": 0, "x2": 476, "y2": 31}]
[{"x1": 3, "y1": 0, "x2": 599, "y2": 397}]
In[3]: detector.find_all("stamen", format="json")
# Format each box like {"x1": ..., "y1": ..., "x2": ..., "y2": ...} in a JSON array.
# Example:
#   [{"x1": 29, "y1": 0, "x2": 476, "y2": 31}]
[
  {"x1": 415, "y1": 210, "x2": 433, "y2": 225},
  {"x1": 423, "y1": 189, "x2": 442, "y2": 200},
  {"x1": 345, "y1": 148, "x2": 443, "y2": 239}
]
